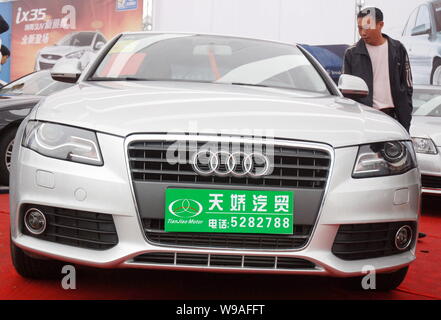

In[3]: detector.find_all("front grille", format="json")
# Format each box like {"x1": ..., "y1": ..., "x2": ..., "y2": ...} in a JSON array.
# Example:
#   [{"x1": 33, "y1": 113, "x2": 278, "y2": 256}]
[
  {"x1": 132, "y1": 252, "x2": 317, "y2": 270},
  {"x1": 143, "y1": 219, "x2": 312, "y2": 250},
  {"x1": 41, "y1": 54, "x2": 62, "y2": 60},
  {"x1": 422, "y1": 175, "x2": 441, "y2": 189},
  {"x1": 128, "y1": 140, "x2": 331, "y2": 190},
  {"x1": 22, "y1": 205, "x2": 118, "y2": 250},
  {"x1": 39, "y1": 61, "x2": 55, "y2": 70},
  {"x1": 332, "y1": 222, "x2": 417, "y2": 261}
]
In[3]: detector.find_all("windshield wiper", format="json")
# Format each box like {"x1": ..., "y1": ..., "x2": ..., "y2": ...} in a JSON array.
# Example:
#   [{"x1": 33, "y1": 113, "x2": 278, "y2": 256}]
[
  {"x1": 88, "y1": 77, "x2": 156, "y2": 81},
  {"x1": 229, "y1": 82, "x2": 271, "y2": 88},
  {"x1": 228, "y1": 82, "x2": 302, "y2": 92}
]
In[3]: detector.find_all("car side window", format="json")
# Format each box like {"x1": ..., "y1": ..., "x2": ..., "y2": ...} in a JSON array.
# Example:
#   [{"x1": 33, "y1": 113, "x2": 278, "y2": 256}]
[
  {"x1": 404, "y1": 8, "x2": 418, "y2": 36},
  {"x1": 98, "y1": 34, "x2": 106, "y2": 43},
  {"x1": 75, "y1": 33, "x2": 95, "y2": 46},
  {"x1": 415, "y1": 5, "x2": 431, "y2": 31}
]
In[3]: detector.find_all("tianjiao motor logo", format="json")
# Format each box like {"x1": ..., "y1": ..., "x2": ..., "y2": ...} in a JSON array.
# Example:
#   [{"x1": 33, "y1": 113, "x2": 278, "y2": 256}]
[
  {"x1": 168, "y1": 199, "x2": 203, "y2": 218},
  {"x1": 116, "y1": 0, "x2": 138, "y2": 11}
]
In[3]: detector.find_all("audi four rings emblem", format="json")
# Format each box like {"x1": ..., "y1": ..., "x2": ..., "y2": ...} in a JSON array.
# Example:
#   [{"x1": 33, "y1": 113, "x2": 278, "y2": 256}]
[{"x1": 192, "y1": 150, "x2": 272, "y2": 177}]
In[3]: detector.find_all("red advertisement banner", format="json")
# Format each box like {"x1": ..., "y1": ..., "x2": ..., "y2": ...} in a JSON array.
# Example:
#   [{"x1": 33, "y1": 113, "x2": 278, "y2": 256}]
[{"x1": 11, "y1": 0, "x2": 143, "y2": 80}]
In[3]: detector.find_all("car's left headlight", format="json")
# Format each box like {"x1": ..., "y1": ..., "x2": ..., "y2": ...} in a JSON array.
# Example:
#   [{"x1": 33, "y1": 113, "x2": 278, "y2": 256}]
[
  {"x1": 353, "y1": 141, "x2": 416, "y2": 178},
  {"x1": 66, "y1": 50, "x2": 86, "y2": 59},
  {"x1": 411, "y1": 137, "x2": 438, "y2": 155},
  {"x1": 22, "y1": 121, "x2": 103, "y2": 166}
]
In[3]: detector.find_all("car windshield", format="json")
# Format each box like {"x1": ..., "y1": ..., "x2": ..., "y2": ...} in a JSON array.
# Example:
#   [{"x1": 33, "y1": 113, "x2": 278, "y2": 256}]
[
  {"x1": 413, "y1": 91, "x2": 441, "y2": 117},
  {"x1": 0, "y1": 71, "x2": 73, "y2": 96},
  {"x1": 90, "y1": 33, "x2": 330, "y2": 94},
  {"x1": 58, "y1": 32, "x2": 95, "y2": 47}
]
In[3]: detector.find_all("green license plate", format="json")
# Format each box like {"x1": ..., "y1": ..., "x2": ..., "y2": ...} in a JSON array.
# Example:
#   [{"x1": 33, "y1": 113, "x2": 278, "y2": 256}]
[{"x1": 164, "y1": 189, "x2": 294, "y2": 234}]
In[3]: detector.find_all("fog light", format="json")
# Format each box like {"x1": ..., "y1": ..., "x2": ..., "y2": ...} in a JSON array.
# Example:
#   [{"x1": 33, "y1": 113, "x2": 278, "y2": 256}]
[
  {"x1": 395, "y1": 225, "x2": 413, "y2": 251},
  {"x1": 24, "y1": 208, "x2": 46, "y2": 235}
]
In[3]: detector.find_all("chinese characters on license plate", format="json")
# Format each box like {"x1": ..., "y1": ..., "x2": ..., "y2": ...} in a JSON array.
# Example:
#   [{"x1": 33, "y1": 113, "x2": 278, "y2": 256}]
[{"x1": 164, "y1": 189, "x2": 294, "y2": 235}]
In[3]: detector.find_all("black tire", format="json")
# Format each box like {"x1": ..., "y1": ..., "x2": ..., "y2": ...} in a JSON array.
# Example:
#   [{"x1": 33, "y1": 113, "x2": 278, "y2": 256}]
[
  {"x1": 430, "y1": 59, "x2": 441, "y2": 85},
  {"x1": 344, "y1": 266, "x2": 409, "y2": 292},
  {"x1": 0, "y1": 127, "x2": 17, "y2": 186},
  {"x1": 10, "y1": 236, "x2": 63, "y2": 279}
]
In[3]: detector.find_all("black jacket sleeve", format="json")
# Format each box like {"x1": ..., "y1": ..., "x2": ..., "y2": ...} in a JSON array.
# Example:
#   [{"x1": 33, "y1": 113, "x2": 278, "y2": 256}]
[
  {"x1": 0, "y1": 15, "x2": 9, "y2": 34},
  {"x1": 342, "y1": 48, "x2": 352, "y2": 75},
  {"x1": 398, "y1": 44, "x2": 413, "y2": 132}
]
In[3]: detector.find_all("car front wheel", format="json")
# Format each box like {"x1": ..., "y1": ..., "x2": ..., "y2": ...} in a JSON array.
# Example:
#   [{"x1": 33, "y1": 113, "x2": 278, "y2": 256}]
[
  {"x1": 0, "y1": 127, "x2": 17, "y2": 186},
  {"x1": 430, "y1": 60, "x2": 441, "y2": 85},
  {"x1": 10, "y1": 236, "x2": 63, "y2": 279}
]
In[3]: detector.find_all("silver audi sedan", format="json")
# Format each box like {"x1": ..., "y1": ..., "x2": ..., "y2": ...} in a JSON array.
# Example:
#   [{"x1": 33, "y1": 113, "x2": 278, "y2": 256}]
[
  {"x1": 9, "y1": 32, "x2": 420, "y2": 291},
  {"x1": 411, "y1": 85, "x2": 441, "y2": 195}
]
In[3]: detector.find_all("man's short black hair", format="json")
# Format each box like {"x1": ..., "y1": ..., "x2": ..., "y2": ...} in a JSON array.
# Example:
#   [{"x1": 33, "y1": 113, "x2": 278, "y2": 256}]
[
  {"x1": 358, "y1": 7, "x2": 384, "y2": 23},
  {"x1": 0, "y1": 45, "x2": 10, "y2": 57}
]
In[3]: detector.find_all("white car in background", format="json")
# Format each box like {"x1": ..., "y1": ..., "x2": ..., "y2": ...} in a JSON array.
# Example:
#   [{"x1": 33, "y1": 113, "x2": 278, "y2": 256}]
[
  {"x1": 10, "y1": 32, "x2": 420, "y2": 291},
  {"x1": 411, "y1": 85, "x2": 441, "y2": 195},
  {"x1": 401, "y1": 0, "x2": 441, "y2": 85},
  {"x1": 35, "y1": 31, "x2": 106, "y2": 71}
]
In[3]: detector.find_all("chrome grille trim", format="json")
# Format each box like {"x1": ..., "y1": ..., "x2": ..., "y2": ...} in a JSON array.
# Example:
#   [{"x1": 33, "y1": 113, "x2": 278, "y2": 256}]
[
  {"x1": 124, "y1": 134, "x2": 335, "y2": 252},
  {"x1": 128, "y1": 137, "x2": 331, "y2": 189},
  {"x1": 129, "y1": 252, "x2": 318, "y2": 270}
]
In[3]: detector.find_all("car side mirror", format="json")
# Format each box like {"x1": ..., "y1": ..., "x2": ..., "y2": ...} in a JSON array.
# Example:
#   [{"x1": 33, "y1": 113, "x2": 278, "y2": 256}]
[
  {"x1": 51, "y1": 59, "x2": 82, "y2": 84},
  {"x1": 95, "y1": 41, "x2": 105, "y2": 50},
  {"x1": 411, "y1": 24, "x2": 431, "y2": 36},
  {"x1": 338, "y1": 74, "x2": 369, "y2": 98}
]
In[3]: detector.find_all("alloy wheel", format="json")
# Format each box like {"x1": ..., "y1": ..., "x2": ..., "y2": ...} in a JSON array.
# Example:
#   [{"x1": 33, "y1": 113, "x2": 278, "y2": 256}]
[
  {"x1": 433, "y1": 66, "x2": 441, "y2": 86},
  {"x1": 5, "y1": 139, "x2": 14, "y2": 171}
]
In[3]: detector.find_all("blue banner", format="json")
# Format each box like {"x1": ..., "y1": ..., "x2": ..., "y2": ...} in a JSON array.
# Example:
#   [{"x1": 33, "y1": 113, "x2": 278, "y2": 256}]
[
  {"x1": 116, "y1": 0, "x2": 138, "y2": 11},
  {"x1": 0, "y1": 1, "x2": 12, "y2": 83}
]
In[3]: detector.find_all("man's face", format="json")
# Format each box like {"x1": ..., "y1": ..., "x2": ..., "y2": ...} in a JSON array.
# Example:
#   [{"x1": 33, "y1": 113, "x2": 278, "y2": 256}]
[
  {"x1": 1, "y1": 55, "x2": 9, "y2": 65},
  {"x1": 358, "y1": 17, "x2": 384, "y2": 45}
]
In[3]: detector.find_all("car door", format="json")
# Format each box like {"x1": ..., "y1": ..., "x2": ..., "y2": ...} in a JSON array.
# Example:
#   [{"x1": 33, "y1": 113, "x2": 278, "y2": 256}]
[
  {"x1": 408, "y1": 4, "x2": 433, "y2": 84},
  {"x1": 402, "y1": 7, "x2": 419, "y2": 82},
  {"x1": 401, "y1": 8, "x2": 418, "y2": 54}
]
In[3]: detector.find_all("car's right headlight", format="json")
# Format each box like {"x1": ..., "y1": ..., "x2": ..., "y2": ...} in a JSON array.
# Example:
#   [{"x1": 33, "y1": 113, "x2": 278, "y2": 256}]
[
  {"x1": 352, "y1": 141, "x2": 416, "y2": 178},
  {"x1": 411, "y1": 137, "x2": 438, "y2": 155},
  {"x1": 22, "y1": 121, "x2": 103, "y2": 166}
]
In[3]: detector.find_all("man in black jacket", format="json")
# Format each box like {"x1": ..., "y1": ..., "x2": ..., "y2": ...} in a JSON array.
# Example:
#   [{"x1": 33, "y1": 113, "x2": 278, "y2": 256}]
[
  {"x1": 343, "y1": 7, "x2": 413, "y2": 132},
  {"x1": 0, "y1": 14, "x2": 9, "y2": 72},
  {"x1": 0, "y1": 15, "x2": 8, "y2": 34},
  {"x1": 0, "y1": 45, "x2": 10, "y2": 65}
]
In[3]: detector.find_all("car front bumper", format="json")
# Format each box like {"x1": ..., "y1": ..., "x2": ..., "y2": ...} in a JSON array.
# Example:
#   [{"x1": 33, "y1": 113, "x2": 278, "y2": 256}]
[
  {"x1": 10, "y1": 132, "x2": 421, "y2": 277},
  {"x1": 416, "y1": 147, "x2": 441, "y2": 195}
]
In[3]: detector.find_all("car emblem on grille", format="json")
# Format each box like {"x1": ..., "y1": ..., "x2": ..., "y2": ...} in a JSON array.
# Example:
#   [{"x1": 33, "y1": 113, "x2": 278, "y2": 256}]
[
  {"x1": 168, "y1": 199, "x2": 203, "y2": 218},
  {"x1": 192, "y1": 150, "x2": 271, "y2": 177}
]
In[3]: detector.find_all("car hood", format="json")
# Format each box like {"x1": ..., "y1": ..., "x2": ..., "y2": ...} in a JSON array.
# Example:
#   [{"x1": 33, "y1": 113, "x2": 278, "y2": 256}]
[
  {"x1": 39, "y1": 46, "x2": 90, "y2": 56},
  {"x1": 0, "y1": 94, "x2": 41, "y2": 111},
  {"x1": 411, "y1": 116, "x2": 441, "y2": 146},
  {"x1": 35, "y1": 81, "x2": 408, "y2": 148}
]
